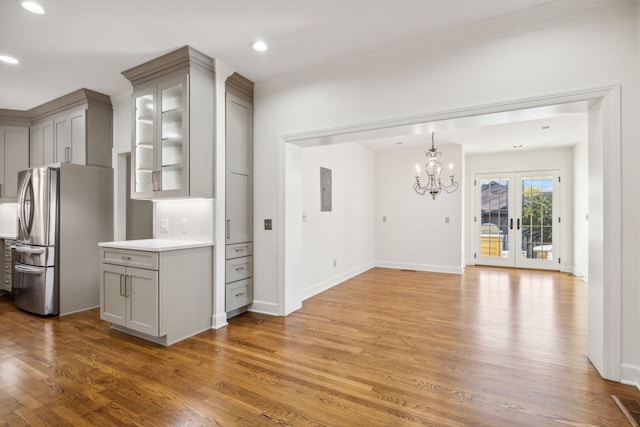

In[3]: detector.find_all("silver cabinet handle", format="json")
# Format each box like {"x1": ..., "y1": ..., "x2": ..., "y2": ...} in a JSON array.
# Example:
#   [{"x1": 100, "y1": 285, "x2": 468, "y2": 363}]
[
  {"x1": 235, "y1": 266, "x2": 245, "y2": 271},
  {"x1": 121, "y1": 255, "x2": 132, "y2": 261},
  {"x1": 235, "y1": 292, "x2": 245, "y2": 297},
  {"x1": 65, "y1": 147, "x2": 72, "y2": 163},
  {"x1": 0, "y1": 184, "x2": 3, "y2": 198},
  {"x1": 119, "y1": 274, "x2": 125, "y2": 296},
  {"x1": 151, "y1": 171, "x2": 156, "y2": 191},
  {"x1": 125, "y1": 275, "x2": 130, "y2": 297},
  {"x1": 234, "y1": 248, "x2": 245, "y2": 254},
  {"x1": 226, "y1": 220, "x2": 231, "y2": 239}
]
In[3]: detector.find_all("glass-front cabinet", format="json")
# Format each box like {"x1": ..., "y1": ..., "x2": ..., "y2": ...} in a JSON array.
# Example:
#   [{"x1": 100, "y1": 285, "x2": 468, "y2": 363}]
[
  {"x1": 124, "y1": 46, "x2": 215, "y2": 200},
  {"x1": 132, "y1": 76, "x2": 189, "y2": 199}
]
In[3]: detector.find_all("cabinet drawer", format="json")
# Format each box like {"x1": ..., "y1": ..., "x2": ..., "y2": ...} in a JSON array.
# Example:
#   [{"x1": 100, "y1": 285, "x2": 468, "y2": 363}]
[
  {"x1": 225, "y1": 256, "x2": 252, "y2": 283},
  {"x1": 226, "y1": 279, "x2": 252, "y2": 311},
  {"x1": 226, "y1": 242, "x2": 252, "y2": 259},
  {"x1": 100, "y1": 248, "x2": 158, "y2": 270}
]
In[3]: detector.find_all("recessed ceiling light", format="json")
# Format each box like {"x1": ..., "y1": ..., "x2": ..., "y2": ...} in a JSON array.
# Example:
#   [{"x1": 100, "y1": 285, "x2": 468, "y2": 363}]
[
  {"x1": 0, "y1": 55, "x2": 19, "y2": 65},
  {"x1": 20, "y1": 0, "x2": 45, "y2": 14},
  {"x1": 250, "y1": 40, "x2": 268, "y2": 52}
]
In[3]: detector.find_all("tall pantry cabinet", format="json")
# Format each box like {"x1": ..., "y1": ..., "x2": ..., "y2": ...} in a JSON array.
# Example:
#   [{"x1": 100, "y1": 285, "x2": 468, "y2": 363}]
[
  {"x1": 225, "y1": 73, "x2": 254, "y2": 316},
  {"x1": 122, "y1": 46, "x2": 215, "y2": 200}
]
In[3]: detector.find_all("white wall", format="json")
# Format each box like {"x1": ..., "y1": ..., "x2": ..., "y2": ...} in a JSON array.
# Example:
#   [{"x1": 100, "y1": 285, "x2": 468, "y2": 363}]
[
  {"x1": 465, "y1": 147, "x2": 576, "y2": 271},
  {"x1": 300, "y1": 142, "x2": 375, "y2": 299},
  {"x1": 253, "y1": 2, "x2": 639, "y2": 383},
  {"x1": 375, "y1": 145, "x2": 463, "y2": 273},
  {"x1": 153, "y1": 198, "x2": 213, "y2": 242}
]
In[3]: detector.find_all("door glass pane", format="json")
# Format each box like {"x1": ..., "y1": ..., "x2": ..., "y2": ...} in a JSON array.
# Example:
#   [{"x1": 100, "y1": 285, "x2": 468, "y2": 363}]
[
  {"x1": 160, "y1": 83, "x2": 183, "y2": 192},
  {"x1": 479, "y1": 178, "x2": 509, "y2": 257},
  {"x1": 135, "y1": 94, "x2": 154, "y2": 193},
  {"x1": 521, "y1": 175, "x2": 553, "y2": 260}
]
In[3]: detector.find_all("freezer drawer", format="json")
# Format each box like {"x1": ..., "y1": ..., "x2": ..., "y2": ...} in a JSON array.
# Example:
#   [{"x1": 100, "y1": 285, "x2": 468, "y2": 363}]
[
  {"x1": 13, "y1": 263, "x2": 58, "y2": 315},
  {"x1": 13, "y1": 244, "x2": 55, "y2": 267}
]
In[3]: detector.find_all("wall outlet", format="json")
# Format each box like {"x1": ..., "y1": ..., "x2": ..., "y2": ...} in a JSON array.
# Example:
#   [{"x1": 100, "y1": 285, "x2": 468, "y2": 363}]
[
  {"x1": 383, "y1": 216, "x2": 387, "y2": 222},
  {"x1": 160, "y1": 219, "x2": 169, "y2": 233},
  {"x1": 302, "y1": 212, "x2": 307, "y2": 222},
  {"x1": 180, "y1": 218, "x2": 188, "y2": 233},
  {"x1": 445, "y1": 217, "x2": 450, "y2": 224},
  {"x1": 333, "y1": 259, "x2": 336, "y2": 267}
]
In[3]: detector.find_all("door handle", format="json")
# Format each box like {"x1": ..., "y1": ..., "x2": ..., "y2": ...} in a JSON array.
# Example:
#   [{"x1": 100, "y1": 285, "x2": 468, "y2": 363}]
[
  {"x1": 517, "y1": 218, "x2": 520, "y2": 230},
  {"x1": 15, "y1": 264, "x2": 46, "y2": 274},
  {"x1": 510, "y1": 218, "x2": 513, "y2": 230}
]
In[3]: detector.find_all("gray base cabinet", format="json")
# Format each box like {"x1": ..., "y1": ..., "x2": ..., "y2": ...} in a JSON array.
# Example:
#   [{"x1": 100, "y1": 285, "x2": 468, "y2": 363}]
[
  {"x1": 99, "y1": 245, "x2": 212, "y2": 346},
  {"x1": 1, "y1": 239, "x2": 13, "y2": 293}
]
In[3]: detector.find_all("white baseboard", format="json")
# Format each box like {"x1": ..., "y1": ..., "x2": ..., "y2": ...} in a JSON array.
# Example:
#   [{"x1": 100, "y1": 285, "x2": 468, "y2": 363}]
[
  {"x1": 248, "y1": 300, "x2": 281, "y2": 316},
  {"x1": 301, "y1": 262, "x2": 375, "y2": 301},
  {"x1": 621, "y1": 363, "x2": 640, "y2": 391},
  {"x1": 375, "y1": 261, "x2": 464, "y2": 275},
  {"x1": 211, "y1": 312, "x2": 228, "y2": 329}
]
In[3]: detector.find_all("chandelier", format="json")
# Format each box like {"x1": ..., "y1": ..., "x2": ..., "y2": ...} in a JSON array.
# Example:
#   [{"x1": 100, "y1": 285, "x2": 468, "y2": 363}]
[{"x1": 413, "y1": 132, "x2": 458, "y2": 200}]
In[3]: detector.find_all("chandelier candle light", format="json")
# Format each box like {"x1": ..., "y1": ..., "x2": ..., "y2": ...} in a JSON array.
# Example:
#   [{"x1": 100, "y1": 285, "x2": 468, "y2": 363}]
[{"x1": 413, "y1": 132, "x2": 459, "y2": 200}]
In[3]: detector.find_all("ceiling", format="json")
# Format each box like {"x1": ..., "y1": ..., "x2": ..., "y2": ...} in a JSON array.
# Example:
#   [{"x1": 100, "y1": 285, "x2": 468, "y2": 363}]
[{"x1": 0, "y1": 0, "x2": 588, "y2": 152}]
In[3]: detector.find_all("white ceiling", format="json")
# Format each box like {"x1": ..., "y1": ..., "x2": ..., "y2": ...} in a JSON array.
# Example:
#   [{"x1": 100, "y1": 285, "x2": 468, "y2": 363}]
[{"x1": 0, "y1": 0, "x2": 587, "y2": 153}]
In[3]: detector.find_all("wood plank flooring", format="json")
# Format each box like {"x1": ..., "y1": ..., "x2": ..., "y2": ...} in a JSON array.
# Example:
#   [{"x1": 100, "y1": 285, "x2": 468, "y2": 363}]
[{"x1": 1, "y1": 266, "x2": 638, "y2": 426}]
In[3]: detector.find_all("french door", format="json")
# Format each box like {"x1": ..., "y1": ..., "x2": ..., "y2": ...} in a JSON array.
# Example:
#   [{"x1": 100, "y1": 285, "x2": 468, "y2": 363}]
[{"x1": 475, "y1": 170, "x2": 560, "y2": 270}]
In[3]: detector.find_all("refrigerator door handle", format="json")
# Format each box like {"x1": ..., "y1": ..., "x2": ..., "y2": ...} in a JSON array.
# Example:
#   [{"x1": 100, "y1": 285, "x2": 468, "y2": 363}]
[
  {"x1": 17, "y1": 170, "x2": 33, "y2": 239},
  {"x1": 14, "y1": 264, "x2": 46, "y2": 275},
  {"x1": 14, "y1": 246, "x2": 45, "y2": 254}
]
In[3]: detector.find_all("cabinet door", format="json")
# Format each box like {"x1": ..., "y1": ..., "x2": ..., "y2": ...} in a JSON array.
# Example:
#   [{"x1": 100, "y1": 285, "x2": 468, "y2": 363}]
[
  {"x1": 55, "y1": 110, "x2": 86, "y2": 164},
  {"x1": 30, "y1": 120, "x2": 54, "y2": 167},
  {"x1": 126, "y1": 266, "x2": 159, "y2": 336},
  {"x1": 100, "y1": 263, "x2": 127, "y2": 326},
  {"x1": 0, "y1": 126, "x2": 29, "y2": 200},
  {"x1": 225, "y1": 95, "x2": 253, "y2": 244},
  {"x1": 157, "y1": 76, "x2": 189, "y2": 197},
  {"x1": 131, "y1": 86, "x2": 157, "y2": 199}
]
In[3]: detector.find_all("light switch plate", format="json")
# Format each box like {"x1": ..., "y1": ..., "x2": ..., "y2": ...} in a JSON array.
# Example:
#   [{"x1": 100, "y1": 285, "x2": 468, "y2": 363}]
[{"x1": 160, "y1": 219, "x2": 169, "y2": 233}]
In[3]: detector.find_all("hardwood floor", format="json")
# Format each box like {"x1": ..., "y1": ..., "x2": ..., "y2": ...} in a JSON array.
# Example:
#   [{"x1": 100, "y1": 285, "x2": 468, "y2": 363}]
[{"x1": 1, "y1": 267, "x2": 638, "y2": 426}]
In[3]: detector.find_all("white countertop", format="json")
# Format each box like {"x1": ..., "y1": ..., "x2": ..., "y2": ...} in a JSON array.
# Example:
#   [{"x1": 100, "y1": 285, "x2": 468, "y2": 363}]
[
  {"x1": 99, "y1": 239, "x2": 213, "y2": 252},
  {"x1": 0, "y1": 233, "x2": 17, "y2": 240}
]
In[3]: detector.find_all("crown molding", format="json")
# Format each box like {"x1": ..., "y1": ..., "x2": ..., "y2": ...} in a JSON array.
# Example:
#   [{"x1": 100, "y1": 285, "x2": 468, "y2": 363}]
[
  {"x1": 226, "y1": 72, "x2": 254, "y2": 103},
  {"x1": 1, "y1": 88, "x2": 112, "y2": 125},
  {"x1": 122, "y1": 45, "x2": 215, "y2": 87}
]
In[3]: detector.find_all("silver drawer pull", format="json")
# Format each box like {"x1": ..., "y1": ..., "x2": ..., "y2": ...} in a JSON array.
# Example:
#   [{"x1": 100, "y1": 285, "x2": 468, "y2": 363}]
[
  {"x1": 235, "y1": 292, "x2": 245, "y2": 297},
  {"x1": 235, "y1": 248, "x2": 245, "y2": 253},
  {"x1": 121, "y1": 256, "x2": 132, "y2": 261},
  {"x1": 235, "y1": 266, "x2": 245, "y2": 271}
]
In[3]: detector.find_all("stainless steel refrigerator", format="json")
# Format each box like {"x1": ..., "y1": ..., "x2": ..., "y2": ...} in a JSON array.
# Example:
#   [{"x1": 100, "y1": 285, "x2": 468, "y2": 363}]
[{"x1": 13, "y1": 164, "x2": 113, "y2": 316}]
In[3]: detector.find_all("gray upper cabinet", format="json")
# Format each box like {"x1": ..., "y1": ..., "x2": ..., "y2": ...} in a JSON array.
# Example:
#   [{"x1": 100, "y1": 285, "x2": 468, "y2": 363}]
[
  {"x1": 123, "y1": 46, "x2": 215, "y2": 200},
  {"x1": 226, "y1": 93, "x2": 253, "y2": 245},
  {"x1": 29, "y1": 89, "x2": 113, "y2": 168},
  {"x1": 0, "y1": 126, "x2": 29, "y2": 201}
]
